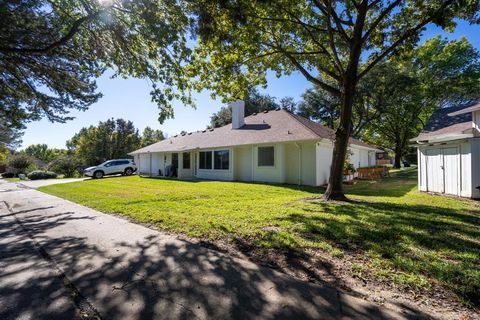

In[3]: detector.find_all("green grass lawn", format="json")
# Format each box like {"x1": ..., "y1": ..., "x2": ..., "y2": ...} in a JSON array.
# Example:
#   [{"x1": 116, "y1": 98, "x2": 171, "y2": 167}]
[{"x1": 39, "y1": 169, "x2": 480, "y2": 306}]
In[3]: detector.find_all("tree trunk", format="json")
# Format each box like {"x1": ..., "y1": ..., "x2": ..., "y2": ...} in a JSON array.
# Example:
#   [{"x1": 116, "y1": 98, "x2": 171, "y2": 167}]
[
  {"x1": 322, "y1": 2, "x2": 367, "y2": 201},
  {"x1": 393, "y1": 145, "x2": 402, "y2": 168},
  {"x1": 322, "y1": 84, "x2": 356, "y2": 201}
]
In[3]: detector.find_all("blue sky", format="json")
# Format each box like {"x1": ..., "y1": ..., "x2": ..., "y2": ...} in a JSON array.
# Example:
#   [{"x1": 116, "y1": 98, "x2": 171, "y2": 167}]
[{"x1": 20, "y1": 20, "x2": 480, "y2": 149}]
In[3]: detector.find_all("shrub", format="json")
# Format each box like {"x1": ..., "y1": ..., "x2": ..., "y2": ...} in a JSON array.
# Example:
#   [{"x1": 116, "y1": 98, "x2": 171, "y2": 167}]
[
  {"x1": 27, "y1": 170, "x2": 57, "y2": 180},
  {"x1": 48, "y1": 155, "x2": 81, "y2": 178},
  {"x1": 8, "y1": 153, "x2": 34, "y2": 174},
  {"x1": 1, "y1": 172, "x2": 15, "y2": 178}
]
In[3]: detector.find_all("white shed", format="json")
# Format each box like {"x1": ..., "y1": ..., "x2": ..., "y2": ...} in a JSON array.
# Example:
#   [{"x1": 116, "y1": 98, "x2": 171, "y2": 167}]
[{"x1": 413, "y1": 103, "x2": 480, "y2": 199}]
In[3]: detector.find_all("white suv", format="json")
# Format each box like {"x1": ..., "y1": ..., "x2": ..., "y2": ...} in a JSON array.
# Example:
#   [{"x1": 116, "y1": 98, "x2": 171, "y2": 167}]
[{"x1": 83, "y1": 159, "x2": 137, "y2": 179}]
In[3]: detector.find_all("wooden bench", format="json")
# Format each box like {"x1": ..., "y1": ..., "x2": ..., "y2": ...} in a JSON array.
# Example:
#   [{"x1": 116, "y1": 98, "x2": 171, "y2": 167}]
[{"x1": 356, "y1": 167, "x2": 387, "y2": 180}]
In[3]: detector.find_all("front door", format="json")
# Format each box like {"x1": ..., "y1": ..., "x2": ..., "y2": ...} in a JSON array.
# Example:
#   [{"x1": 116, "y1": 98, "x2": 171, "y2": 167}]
[
  {"x1": 426, "y1": 149, "x2": 444, "y2": 193},
  {"x1": 443, "y1": 147, "x2": 459, "y2": 196}
]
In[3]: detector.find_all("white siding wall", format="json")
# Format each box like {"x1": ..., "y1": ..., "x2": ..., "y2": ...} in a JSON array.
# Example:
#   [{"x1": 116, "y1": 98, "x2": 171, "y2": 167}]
[
  {"x1": 252, "y1": 143, "x2": 286, "y2": 184},
  {"x1": 138, "y1": 154, "x2": 150, "y2": 175},
  {"x1": 234, "y1": 146, "x2": 253, "y2": 181},
  {"x1": 301, "y1": 142, "x2": 317, "y2": 186},
  {"x1": 368, "y1": 151, "x2": 376, "y2": 166},
  {"x1": 471, "y1": 139, "x2": 480, "y2": 198},
  {"x1": 418, "y1": 141, "x2": 475, "y2": 198},
  {"x1": 460, "y1": 142, "x2": 472, "y2": 198},
  {"x1": 316, "y1": 141, "x2": 333, "y2": 186},
  {"x1": 284, "y1": 143, "x2": 300, "y2": 185},
  {"x1": 150, "y1": 153, "x2": 162, "y2": 176},
  {"x1": 350, "y1": 147, "x2": 371, "y2": 168},
  {"x1": 418, "y1": 148, "x2": 427, "y2": 192},
  {"x1": 284, "y1": 142, "x2": 316, "y2": 186}
]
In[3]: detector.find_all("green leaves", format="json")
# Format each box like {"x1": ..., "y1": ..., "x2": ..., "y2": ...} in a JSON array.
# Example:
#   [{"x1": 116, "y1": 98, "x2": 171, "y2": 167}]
[
  {"x1": 1, "y1": 0, "x2": 194, "y2": 141},
  {"x1": 67, "y1": 118, "x2": 142, "y2": 165}
]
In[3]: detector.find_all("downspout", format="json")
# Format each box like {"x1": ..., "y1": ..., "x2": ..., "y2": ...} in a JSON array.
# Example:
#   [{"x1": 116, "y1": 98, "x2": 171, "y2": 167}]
[
  {"x1": 149, "y1": 152, "x2": 152, "y2": 177},
  {"x1": 295, "y1": 142, "x2": 302, "y2": 185},
  {"x1": 252, "y1": 145, "x2": 255, "y2": 182}
]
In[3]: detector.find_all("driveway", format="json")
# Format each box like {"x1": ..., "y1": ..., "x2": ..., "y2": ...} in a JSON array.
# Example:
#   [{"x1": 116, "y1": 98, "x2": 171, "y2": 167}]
[
  {"x1": 15, "y1": 177, "x2": 88, "y2": 189},
  {"x1": 0, "y1": 179, "x2": 428, "y2": 319}
]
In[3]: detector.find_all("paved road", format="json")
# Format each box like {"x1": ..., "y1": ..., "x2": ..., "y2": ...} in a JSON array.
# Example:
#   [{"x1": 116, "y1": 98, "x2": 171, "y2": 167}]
[{"x1": 0, "y1": 179, "x2": 429, "y2": 319}]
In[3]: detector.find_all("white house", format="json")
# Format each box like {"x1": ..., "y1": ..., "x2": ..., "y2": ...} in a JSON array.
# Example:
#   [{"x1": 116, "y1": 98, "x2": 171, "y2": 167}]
[
  {"x1": 130, "y1": 100, "x2": 378, "y2": 186},
  {"x1": 412, "y1": 102, "x2": 480, "y2": 198}
]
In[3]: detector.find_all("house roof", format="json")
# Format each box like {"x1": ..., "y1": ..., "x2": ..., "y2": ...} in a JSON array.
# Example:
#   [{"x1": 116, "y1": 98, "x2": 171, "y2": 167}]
[
  {"x1": 130, "y1": 109, "x2": 377, "y2": 154},
  {"x1": 412, "y1": 103, "x2": 475, "y2": 143}
]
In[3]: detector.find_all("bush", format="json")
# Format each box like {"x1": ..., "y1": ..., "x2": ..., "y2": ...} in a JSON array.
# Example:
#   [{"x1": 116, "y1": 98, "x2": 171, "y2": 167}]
[
  {"x1": 27, "y1": 170, "x2": 57, "y2": 180},
  {"x1": 1, "y1": 172, "x2": 15, "y2": 178},
  {"x1": 8, "y1": 153, "x2": 34, "y2": 174},
  {"x1": 48, "y1": 155, "x2": 81, "y2": 178}
]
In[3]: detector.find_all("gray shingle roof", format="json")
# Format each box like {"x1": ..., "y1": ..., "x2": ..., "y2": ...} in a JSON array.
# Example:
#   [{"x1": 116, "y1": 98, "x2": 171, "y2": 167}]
[
  {"x1": 414, "y1": 104, "x2": 474, "y2": 142},
  {"x1": 130, "y1": 109, "x2": 377, "y2": 154}
]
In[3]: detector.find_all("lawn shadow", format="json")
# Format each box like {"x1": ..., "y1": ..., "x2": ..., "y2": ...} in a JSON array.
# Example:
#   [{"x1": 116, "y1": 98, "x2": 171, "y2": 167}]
[
  {"x1": 272, "y1": 198, "x2": 480, "y2": 306},
  {"x1": 0, "y1": 202, "x2": 432, "y2": 319}
]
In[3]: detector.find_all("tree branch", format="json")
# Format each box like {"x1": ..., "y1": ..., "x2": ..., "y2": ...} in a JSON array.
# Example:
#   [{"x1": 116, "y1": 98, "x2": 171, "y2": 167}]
[
  {"x1": 358, "y1": 0, "x2": 455, "y2": 79},
  {"x1": 362, "y1": 0, "x2": 402, "y2": 42},
  {"x1": 285, "y1": 52, "x2": 341, "y2": 96},
  {"x1": 0, "y1": 10, "x2": 104, "y2": 55}
]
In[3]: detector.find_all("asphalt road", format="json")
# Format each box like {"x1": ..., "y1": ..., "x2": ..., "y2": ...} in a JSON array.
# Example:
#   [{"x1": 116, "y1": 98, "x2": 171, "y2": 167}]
[{"x1": 0, "y1": 179, "x2": 428, "y2": 319}]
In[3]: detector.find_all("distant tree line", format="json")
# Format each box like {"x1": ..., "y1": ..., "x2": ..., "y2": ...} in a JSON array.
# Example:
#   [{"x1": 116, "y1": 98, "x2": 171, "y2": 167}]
[
  {"x1": 1, "y1": 119, "x2": 165, "y2": 177},
  {"x1": 65, "y1": 119, "x2": 165, "y2": 165}
]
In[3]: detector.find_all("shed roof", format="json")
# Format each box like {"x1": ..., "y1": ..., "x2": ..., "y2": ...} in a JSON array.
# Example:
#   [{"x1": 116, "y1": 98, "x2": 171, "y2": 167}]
[
  {"x1": 412, "y1": 103, "x2": 475, "y2": 143},
  {"x1": 130, "y1": 109, "x2": 377, "y2": 154}
]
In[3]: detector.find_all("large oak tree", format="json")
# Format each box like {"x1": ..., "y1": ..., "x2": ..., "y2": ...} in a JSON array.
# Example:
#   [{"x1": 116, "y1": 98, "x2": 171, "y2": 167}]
[{"x1": 187, "y1": 0, "x2": 480, "y2": 200}]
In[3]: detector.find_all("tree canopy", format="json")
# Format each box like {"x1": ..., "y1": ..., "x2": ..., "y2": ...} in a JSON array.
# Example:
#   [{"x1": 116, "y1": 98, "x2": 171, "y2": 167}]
[
  {"x1": 187, "y1": 0, "x2": 480, "y2": 200},
  {"x1": 140, "y1": 127, "x2": 165, "y2": 147},
  {"x1": 1, "y1": 0, "x2": 192, "y2": 144},
  {"x1": 66, "y1": 119, "x2": 165, "y2": 165},
  {"x1": 24, "y1": 143, "x2": 67, "y2": 163},
  {"x1": 363, "y1": 37, "x2": 480, "y2": 167},
  {"x1": 67, "y1": 118, "x2": 141, "y2": 165}
]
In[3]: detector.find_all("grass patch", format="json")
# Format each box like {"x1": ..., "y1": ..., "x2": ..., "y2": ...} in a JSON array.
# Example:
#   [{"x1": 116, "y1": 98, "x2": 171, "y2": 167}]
[{"x1": 39, "y1": 169, "x2": 480, "y2": 306}]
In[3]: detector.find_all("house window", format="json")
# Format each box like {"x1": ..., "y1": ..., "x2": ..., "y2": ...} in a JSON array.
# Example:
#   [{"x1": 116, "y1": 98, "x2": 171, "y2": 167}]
[
  {"x1": 183, "y1": 152, "x2": 190, "y2": 169},
  {"x1": 214, "y1": 150, "x2": 229, "y2": 170},
  {"x1": 258, "y1": 146, "x2": 274, "y2": 167},
  {"x1": 199, "y1": 151, "x2": 212, "y2": 169}
]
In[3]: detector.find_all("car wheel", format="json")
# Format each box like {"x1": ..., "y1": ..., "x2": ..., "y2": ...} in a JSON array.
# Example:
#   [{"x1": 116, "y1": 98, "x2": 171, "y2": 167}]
[
  {"x1": 124, "y1": 168, "x2": 133, "y2": 176},
  {"x1": 94, "y1": 170, "x2": 104, "y2": 179}
]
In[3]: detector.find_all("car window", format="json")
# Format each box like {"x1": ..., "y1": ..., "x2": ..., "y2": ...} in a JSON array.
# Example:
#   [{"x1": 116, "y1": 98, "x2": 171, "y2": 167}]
[
  {"x1": 104, "y1": 161, "x2": 114, "y2": 167},
  {"x1": 120, "y1": 160, "x2": 129, "y2": 165}
]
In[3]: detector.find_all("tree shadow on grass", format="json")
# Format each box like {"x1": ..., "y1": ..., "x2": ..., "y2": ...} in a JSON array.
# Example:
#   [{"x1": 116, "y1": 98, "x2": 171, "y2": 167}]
[
  {"x1": 272, "y1": 199, "x2": 480, "y2": 306},
  {"x1": 0, "y1": 202, "x2": 432, "y2": 319}
]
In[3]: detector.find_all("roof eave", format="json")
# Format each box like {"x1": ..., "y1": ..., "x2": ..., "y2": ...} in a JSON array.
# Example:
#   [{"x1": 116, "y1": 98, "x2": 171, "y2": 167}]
[
  {"x1": 447, "y1": 103, "x2": 480, "y2": 116},
  {"x1": 412, "y1": 133, "x2": 474, "y2": 145}
]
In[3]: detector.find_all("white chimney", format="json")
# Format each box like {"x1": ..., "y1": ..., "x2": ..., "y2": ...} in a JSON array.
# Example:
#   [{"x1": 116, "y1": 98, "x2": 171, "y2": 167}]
[{"x1": 231, "y1": 99, "x2": 245, "y2": 129}]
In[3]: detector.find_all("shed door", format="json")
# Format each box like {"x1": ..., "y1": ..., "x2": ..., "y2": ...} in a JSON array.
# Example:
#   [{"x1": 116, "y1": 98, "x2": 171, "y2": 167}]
[
  {"x1": 443, "y1": 147, "x2": 460, "y2": 196},
  {"x1": 426, "y1": 149, "x2": 444, "y2": 193}
]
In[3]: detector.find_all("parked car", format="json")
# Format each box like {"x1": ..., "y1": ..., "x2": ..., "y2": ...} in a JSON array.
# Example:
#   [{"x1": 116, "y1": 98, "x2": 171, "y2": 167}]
[{"x1": 83, "y1": 159, "x2": 137, "y2": 179}]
